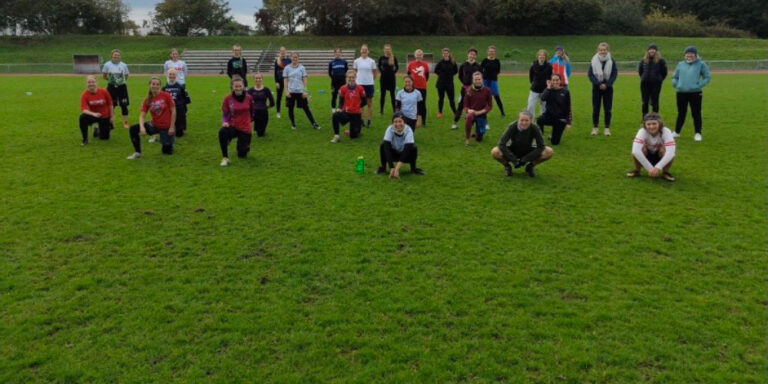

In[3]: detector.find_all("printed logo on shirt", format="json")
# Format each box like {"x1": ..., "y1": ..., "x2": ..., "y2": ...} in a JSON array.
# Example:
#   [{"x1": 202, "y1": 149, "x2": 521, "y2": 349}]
[
  {"x1": 412, "y1": 65, "x2": 426, "y2": 78},
  {"x1": 150, "y1": 99, "x2": 166, "y2": 115},
  {"x1": 89, "y1": 99, "x2": 106, "y2": 106}
]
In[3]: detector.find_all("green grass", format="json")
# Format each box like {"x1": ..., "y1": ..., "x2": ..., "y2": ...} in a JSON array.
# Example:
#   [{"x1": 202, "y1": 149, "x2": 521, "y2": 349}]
[
  {"x1": 1, "y1": 72, "x2": 766, "y2": 383},
  {"x1": 0, "y1": 35, "x2": 766, "y2": 64}
]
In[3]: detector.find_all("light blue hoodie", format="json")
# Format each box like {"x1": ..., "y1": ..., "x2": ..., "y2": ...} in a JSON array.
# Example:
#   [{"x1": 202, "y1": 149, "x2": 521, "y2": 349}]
[{"x1": 671, "y1": 58, "x2": 711, "y2": 93}]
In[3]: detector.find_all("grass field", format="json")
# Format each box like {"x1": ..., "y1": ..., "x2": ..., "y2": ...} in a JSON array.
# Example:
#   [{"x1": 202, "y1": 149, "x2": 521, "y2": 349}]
[
  {"x1": 0, "y1": 35, "x2": 766, "y2": 65},
  {"x1": 1, "y1": 72, "x2": 766, "y2": 383}
]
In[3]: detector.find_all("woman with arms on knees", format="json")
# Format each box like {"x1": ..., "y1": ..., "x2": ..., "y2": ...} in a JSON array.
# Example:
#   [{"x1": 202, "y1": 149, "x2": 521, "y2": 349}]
[
  {"x1": 247, "y1": 73, "x2": 275, "y2": 138},
  {"x1": 638, "y1": 44, "x2": 667, "y2": 117},
  {"x1": 79, "y1": 75, "x2": 113, "y2": 145},
  {"x1": 671, "y1": 46, "x2": 710, "y2": 142},
  {"x1": 434, "y1": 48, "x2": 458, "y2": 119},
  {"x1": 375, "y1": 112, "x2": 425, "y2": 178},
  {"x1": 378, "y1": 44, "x2": 398, "y2": 115},
  {"x1": 537, "y1": 73, "x2": 572, "y2": 146},
  {"x1": 588, "y1": 42, "x2": 618, "y2": 136},
  {"x1": 273, "y1": 46, "x2": 290, "y2": 118},
  {"x1": 283, "y1": 52, "x2": 320, "y2": 130},
  {"x1": 353, "y1": 44, "x2": 378, "y2": 128},
  {"x1": 395, "y1": 76, "x2": 423, "y2": 130},
  {"x1": 162, "y1": 69, "x2": 190, "y2": 137},
  {"x1": 126, "y1": 77, "x2": 176, "y2": 159},
  {"x1": 491, "y1": 110, "x2": 554, "y2": 178},
  {"x1": 627, "y1": 113, "x2": 676, "y2": 181},
  {"x1": 219, "y1": 77, "x2": 254, "y2": 166}
]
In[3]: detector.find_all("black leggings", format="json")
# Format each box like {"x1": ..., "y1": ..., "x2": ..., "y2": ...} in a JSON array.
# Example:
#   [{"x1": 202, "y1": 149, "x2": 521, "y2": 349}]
[
  {"x1": 275, "y1": 83, "x2": 284, "y2": 113},
  {"x1": 129, "y1": 123, "x2": 174, "y2": 154},
  {"x1": 675, "y1": 92, "x2": 703, "y2": 134},
  {"x1": 175, "y1": 106, "x2": 187, "y2": 137},
  {"x1": 380, "y1": 80, "x2": 396, "y2": 114},
  {"x1": 332, "y1": 112, "x2": 362, "y2": 138},
  {"x1": 79, "y1": 114, "x2": 111, "y2": 141},
  {"x1": 417, "y1": 88, "x2": 427, "y2": 125},
  {"x1": 219, "y1": 126, "x2": 252, "y2": 158},
  {"x1": 253, "y1": 109, "x2": 269, "y2": 137},
  {"x1": 591, "y1": 85, "x2": 614, "y2": 128},
  {"x1": 641, "y1": 81, "x2": 662, "y2": 117},
  {"x1": 380, "y1": 142, "x2": 418, "y2": 169},
  {"x1": 330, "y1": 77, "x2": 345, "y2": 109},
  {"x1": 286, "y1": 93, "x2": 317, "y2": 127},
  {"x1": 454, "y1": 86, "x2": 468, "y2": 122},
  {"x1": 436, "y1": 83, "x2": 456, "y2": 114},
  {"x1": 537, "y1": 114, "x2": 567, "y2": 145}
]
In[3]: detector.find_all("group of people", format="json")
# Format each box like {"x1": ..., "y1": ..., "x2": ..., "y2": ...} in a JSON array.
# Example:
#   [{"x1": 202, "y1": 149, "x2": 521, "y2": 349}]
[{"x1": 78, "y1": 42, "x2": 712, "y2": 180}]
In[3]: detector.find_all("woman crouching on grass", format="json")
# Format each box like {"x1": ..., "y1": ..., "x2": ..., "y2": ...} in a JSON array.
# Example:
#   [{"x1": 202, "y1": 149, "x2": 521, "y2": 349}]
[
  {"x1": 126, "y1": 77, "x2": 176, "y2": 159},
  {"x1": 627, "y1": 112, "x2": 676, "y2": 181},
  {"x1": 219, "y1": 77, "x2": 254, "y2": 166},
  {"x1": 375, "y1": 112, "x2": 425, "y2": 179},
  {"x1": 79, "y1": 75, "x2": 113, "y2": 145}
]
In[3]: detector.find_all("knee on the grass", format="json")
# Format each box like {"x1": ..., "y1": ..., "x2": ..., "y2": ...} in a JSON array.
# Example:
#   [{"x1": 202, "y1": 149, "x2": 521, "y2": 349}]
[
  {"x1": 540, "y1": 146, "x2": 554, "y2": 160},
  {"x1": 490, "y1": 146, "x2": 504, "y2": 160}
]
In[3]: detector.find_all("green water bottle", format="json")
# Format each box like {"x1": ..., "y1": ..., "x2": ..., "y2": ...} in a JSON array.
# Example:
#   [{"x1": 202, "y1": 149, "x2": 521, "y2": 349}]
[{"x1": 356, "y1": 156, "x2": 364, "y2": 174}]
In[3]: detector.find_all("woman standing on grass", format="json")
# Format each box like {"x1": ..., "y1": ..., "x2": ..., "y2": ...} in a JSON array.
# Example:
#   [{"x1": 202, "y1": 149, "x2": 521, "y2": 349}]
[
  {"x1": 434, "y1": 48, "x2": 458, "y2": 119},
  {"x1": 78, "y1": 75, "x2": 113, "y2": 145},
  {"x1": 164, "y1": 48, "x2": 188, "y2": 85},
  {"x1": 481, "y1": 45, "x2": 505, "y2": 119},
  {"x1": 247, "y1": 73, "x2": 275, "y2": 138},
  {"x1": 126, "y1": 77, "x2": 176, "y2": 159},
  {"x1": 407, "y1": 49, "x2": 430, "y2": 127},
  {"x1": 549, "y1": 45, "x2": 571, "y2": 88},
  {"x1": 627, "y1": 112, "x2": 676, "y2": 181},
  {"x1": 671, "y1": 45, "x2": 710, "y2": 142},
  {"x1": 588, "y1": 42, "x2": 618, "y2": 136},
  {"x1": 328, "y1": 48, "x2": 349, "y2": 114},
  {"x1": 227, "y1": 45, "x2": 248, "y2": 88},
  {"x1": 219, "y1": 77, "x2": 254, "y2": 166},
  {"x1": 395, "y1": 76, "x2": 423, "y2": 130},
  {"x1": 162, "y1": 69, "x2": 191, "y2": 138},
  {"x1": 353, "y1": 44, "x2": 378, "y2": 128},
  {"x1": 527, "y1": 49, "x2": 552, "y2": 117},
  {"x1": 283, "y1": 52, "x2": 320, "y2": 130},
  {"x1": 638, "y1": 44, "x2": 668, "y2": 117},
  {"x1": 102, "y1": 49, "x2": 130, "y2": 129},
  {"x1": 536, "y1": 73, "x2": 572, "y2": 146},
  {"x1": 378, "y1": 44, "x2": 399, "y2": 115},
  {"x1": 452, "y1": 48, "x2": 483, "y2": 129},
  {"x1": 274, "y1": 46, "x2": 291, "y2": 118}
]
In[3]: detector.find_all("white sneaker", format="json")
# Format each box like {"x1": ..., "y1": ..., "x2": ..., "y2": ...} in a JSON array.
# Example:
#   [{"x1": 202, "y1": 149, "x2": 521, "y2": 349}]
[
  {"x1": 148, "y1": 136, "x2": 157, "y2": 143},
  {"x1": 276, "y1": 112, "x2": 281, "y2": 119},
  {"x1": 291, "y1": 125, "x2": 296, "y2": 131},
  {"x1": 331, "y1": 108, "x2": 336, "y2": 114},
  {"x1": 694, "y1": 133, "x2": 702, "y2": 142},
  {"x1": 451, "y1": 123, "x2": 458, "y2": 130},
  {"x1": 330, "y1": 135, "x2": 340, "y2": 143},
  {"x1": 126, "y1": 152, "x2": 142, "y2": 160},
  {"x1": 486, "y1": 124, "x2": 491, "y2": 131},
  {"x1": 604, "y1": 128, "x2": 611, "y2": 136},
  {"x1": 672, "y1": 131, "x2": 680, "y2": 138},
  {"x1": 220, "y1": 158, "x2": 229, "y2": 166},
  {"x1": 591, "y1": 128, "x2": 599, "y2": 136}
]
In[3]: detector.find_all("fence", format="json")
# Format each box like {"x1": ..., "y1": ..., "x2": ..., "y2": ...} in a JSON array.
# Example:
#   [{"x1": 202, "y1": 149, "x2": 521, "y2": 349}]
[{"x1": 1, "y1": 60, "x2": 766, "y2": 74}]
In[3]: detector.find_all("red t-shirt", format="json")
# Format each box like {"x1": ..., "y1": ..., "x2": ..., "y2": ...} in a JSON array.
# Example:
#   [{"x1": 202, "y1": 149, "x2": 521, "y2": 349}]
[
  {"x1": 141, "y1": 92, "x2": 175, "y2": 129},
  {"x1": 222, "y1": 94, "x2": 254, "y2": 133},
  {"x1": 407, "y1": 60, "x2": 430, "y2": 90},
  {"x1": 80, "y1": 88, "x2": 113, "y2": 118},
  {"x1": 339, "y1": 84, "x2": 365, "y2": 114}
]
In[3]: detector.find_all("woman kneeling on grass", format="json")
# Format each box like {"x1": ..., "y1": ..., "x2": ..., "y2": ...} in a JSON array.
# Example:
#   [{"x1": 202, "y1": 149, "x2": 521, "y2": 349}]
[
  {"x1": 627, "y1": 112, "x2": 676, "y2": 181},
  {"x1": 375, "y1": 112, "x2": 425, "y2": 179},
  {"x1": 219, "y1": 77, "x2": 254, "y2": 166},
  {"x1": 126, "y1": 77, "x2": 176, "y2": 159},
  {"x1": 331, "y1": 69, "x2": 367, "y2": 143},
  {"x1": 79, "y1": 75, "x2": 113, "y2": 145}
]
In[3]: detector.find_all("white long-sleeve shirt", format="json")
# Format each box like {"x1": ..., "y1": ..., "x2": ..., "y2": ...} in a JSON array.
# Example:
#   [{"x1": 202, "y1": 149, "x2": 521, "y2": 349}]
[{"x1": 632, "y1": 127, "x2": 676, "y2": 170}]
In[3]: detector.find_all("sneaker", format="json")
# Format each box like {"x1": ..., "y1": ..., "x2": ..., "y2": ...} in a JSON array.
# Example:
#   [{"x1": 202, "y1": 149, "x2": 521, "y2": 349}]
[
  {"x1": 276, "y1": 112, "x2": 281, "y2": 119},
  {"x1": 148, "y1": 136, "x2": 157, "y2": 143},
  {"x1": 662, "y1": 171, "x2": 676, "y2": 182},
  {"x1": 604, "y1": 128, "x2": 611, "y2": 136},
  {"x1": 626, "y1": 169, "x2": 640, "y2": 178},
  {"x1": 412, "y1": 168, "x2": 426, "y2": 175},
  {"x1": 672, "y1": 131, "x2": 680, "y2": 138},
  {"x1": 437, "y1": 112, "x2": 443, "y2": 119},
  {"x1": 313, "y1": 123, "x2": 321, "y2": 130},
  {"x1": 126, "y1": 152, "x2": 142, "y2": 160},
  {"x1": 694, "y1": 133, "x2": 702, "y2": 142},
  {"x1": 451, "y1": 123, "x2": 458, "y2": 130},
  {"x1": 81, "y1": 139, "x2": 88, "y2": 146},
  {"x1": 291, "y1": 125, "x2": 297, "y2": 131},
  {"x1": 330, "y1": 135, "x2": 340, "y2": 143},
  {"x1": 374, "y1": 166, "x2": 387, "y2": 175},
  {"x1": 220, "y1": 158, "x2": 229, "y2": 167},
  {"x1": 486, "y1": 124, "x2": 491, "y2": 131},
  {"x1": 591, "y1": 128, "x2": 599, "y2": 136},
  {"x1": 331, "y1": 108, "x2": 336, "y2": 114},
  {"x1": 525, "y1": 163, "x2": 536, "y2": 177},
  {"x1": 123, "y1": 122, "x2": 129, "y2": 129},
  {"x1": 503, "y1": 163, "x2": 513, "y2": 177}
]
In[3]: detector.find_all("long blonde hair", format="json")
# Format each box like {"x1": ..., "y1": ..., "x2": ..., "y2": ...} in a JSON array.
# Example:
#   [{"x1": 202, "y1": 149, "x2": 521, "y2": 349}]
[
  {"x1": 643, "y1": 49, "x2": 662, "y2": 64},
  {"x1": 442, "y1": 48, "x2": 454, "y2": 64},
  {"x1": 384, "y1": 44, "x2": 394, "y2": 66}
]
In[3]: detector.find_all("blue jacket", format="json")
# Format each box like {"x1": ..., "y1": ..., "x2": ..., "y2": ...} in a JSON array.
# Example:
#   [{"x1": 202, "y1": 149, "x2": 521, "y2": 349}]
[
  {"x1": 672, "y1": 58, "x2": 711, "y2": 93},
  {"x1": 587, "y1": 58, "x2": 618, "y2": 87},
  {"x1": 328, "y1": 58, "x2": 348, "y2": 78}
]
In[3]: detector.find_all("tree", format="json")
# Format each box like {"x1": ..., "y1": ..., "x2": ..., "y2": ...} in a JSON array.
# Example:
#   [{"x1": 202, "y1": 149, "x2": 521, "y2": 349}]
[
  {"x1": 7, "y1": 0, "x2": 129, "y2": 35},
  {"x1": 261, "y1": 0, "x2": 306, "y2": 35},
  {"x1": 254, "y1": 8, "x2": 279, "y2": 35},
  {"x1": 152, "y1": 0, "x2": 232, "y2": 36}
]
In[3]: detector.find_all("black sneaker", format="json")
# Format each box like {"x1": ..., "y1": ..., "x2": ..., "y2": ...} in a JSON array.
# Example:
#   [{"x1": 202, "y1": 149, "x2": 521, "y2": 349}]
[
  {"x1": 81, "y1": 139, "x2": 88, "y2": 146},
  {"x1": 313, "y1": 123, "x2": 321, "y2": 130},
  {"x1": 93, "y1": 127, "x2": 99, "y2": 138},
  {"x1": 412, "y1": 168, "x2": 426, "y2": 175},
  {"x1": 503, "y1": 163, "x2": 513, "y2": 177},
  {"x1": 366, "y1": 120, "x2": 371, "y2": 128},
  {"x1": 374, "y1": 167, "x2": 387, "y2": 175},
  {"x1": 525, "y1": 163, "x2": 536, "y2": 177},
  {"x1": 662, "y1": 171, "x2": 676, "y2": 182}
]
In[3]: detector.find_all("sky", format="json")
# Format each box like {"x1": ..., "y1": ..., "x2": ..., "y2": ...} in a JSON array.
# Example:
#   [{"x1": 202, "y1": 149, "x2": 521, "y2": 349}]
[{"x1": 127, "y1": 0, "x2": 264, "y2": 29}]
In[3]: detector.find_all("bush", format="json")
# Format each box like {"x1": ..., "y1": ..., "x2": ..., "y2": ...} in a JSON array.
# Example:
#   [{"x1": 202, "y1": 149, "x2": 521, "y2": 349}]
[
  {"x1": 642, "y1": 9, "x2": 706, "y2": 37},
  {"x1": 602, "y1": 0, "x2": 644, "y2": 35},
  {"x1": 703, "y1": 22, "x2": 754, "y2": 38}
]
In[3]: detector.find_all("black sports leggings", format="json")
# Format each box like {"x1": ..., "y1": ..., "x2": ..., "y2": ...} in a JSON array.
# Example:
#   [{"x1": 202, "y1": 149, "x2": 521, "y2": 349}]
[
  {"x1": 437, "y1": 83, "x2": 456, "y2": 114},
  {"x1": 537, "y1": 114, "x2": 567, "y2": 145},
  {"x1": 380, "y1": 79, "x2": 396, "y2": 114},
  {"x1": 591, "y1": 85, "x2": 614, "y2": 128},
  {"x1": 275, "y1": 83, "x2": 284, "y2": 113},
  {"x1": 417, "y1": 88, "x2": 427, "y2": 125},
  {"x1": 287, "y1": 93, "x2": 317, "y2": 127},
  {"x1": 640, "y1": 81, "x2": 662, "y2": 117},
  {"x1": 252, "y1": 109, "x2": 269, "y2": 137},
  {"x1": 219, "y1": 126, "x2": 252, "y2": 158},
  {"x1": 675, "y1": 92, "x2": 703, "y2": 134},
  {"x1": 79, "y1": 114, "x2": 111, "y2": 141}
]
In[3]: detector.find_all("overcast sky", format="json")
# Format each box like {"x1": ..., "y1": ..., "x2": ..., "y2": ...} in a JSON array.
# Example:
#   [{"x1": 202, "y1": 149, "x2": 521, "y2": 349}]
[{"x1": 127, "y1": 0, "x2": 264, "y2": 28}]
